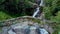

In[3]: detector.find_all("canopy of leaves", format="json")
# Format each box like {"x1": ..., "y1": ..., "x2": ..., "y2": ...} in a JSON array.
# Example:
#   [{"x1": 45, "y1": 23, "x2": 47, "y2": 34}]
[
  {"x1": 43, "y1": 0, "x2": 60, "y2": 33},
  {"x1": 0, "y1": 0, "x2": 35, "y2": 20}
]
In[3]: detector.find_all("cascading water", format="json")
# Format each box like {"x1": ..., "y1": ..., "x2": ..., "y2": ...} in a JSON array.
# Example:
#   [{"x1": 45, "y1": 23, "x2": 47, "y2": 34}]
[
  {"x1": 32, "y1": 7, "x2": 40, "y2": 17},
  {"x1": 40, "y1": 0, "x2": 44, "y2": 6},
  {"x1": 32, "y1": 0, "x2": 49, "y2": 34},
  {"x1": 32, "y1": 0, "x2": 44, "y2": 17}
]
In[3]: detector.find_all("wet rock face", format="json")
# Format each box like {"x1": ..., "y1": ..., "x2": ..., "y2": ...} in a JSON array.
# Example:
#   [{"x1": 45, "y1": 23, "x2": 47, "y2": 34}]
[
  {"x1": 2, "y1": 27, "x2": 9, "y2": 34},
  {"x1": 1, "y1": 16, "x2": 53, "y2": 34},
  {"x1": 43, "y1": 24, "x2": 54, "y2": 34},
  {"x1": 35, "y1": 0, "x2": 41, "y2": 5},
  {"x1": 6, "y1": 22, "x2": 49, "y2": 34},
  {"x1": 8, "y1": 23, "x2": 40, "y2": 34},
  {"x1": 2, "y1": 23, "x2": 54, "y2": 34}
]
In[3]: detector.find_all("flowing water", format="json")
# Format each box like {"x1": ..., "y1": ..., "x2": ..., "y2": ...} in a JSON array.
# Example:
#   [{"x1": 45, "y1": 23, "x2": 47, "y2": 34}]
[
  {"x1": 40, "y1": 0, "x2": 44, "y2": 6},
  {"x1": 32, "y1": 0, "x2": 44, "y2": 17},
  {"x1": 32, "y1": 0, "x2": 49, "y2": 34},
  {"x1": 32, "y1": 7, "x2": 40, "y2": 17}
]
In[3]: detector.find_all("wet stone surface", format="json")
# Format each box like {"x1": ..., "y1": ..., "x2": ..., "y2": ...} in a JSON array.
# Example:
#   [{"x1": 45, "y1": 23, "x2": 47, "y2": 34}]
[
  {"x1": 1, "y1": 17, "x2": 53, "y2": 34},
  {"x1": 2, "y1": 22, "x2": 49, "y2": 34}
]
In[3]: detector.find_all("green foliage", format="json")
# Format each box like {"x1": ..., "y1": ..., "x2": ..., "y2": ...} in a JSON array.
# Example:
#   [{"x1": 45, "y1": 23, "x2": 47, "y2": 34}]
[
  {"x1": 0, "y1": 0, "x2": 35, "y2": 20},
  {"x1": 43, "y1": 7, "x2": 52, "y2": 19},
  {"x1": 44, "y1": 0, "x2": 60, "y2": 19},
  {"x1": 44, "y1": 0, "x2": 60, "y2": 33},
  {"x1": 51, "y1": 11, "x2": 60, "y2": 23},
  {"x1": 0, "y1": 0, "x2": 5, "y2": 3},
  {"x1": 58, "y1": 31, "x2": 60, "y2": 34},
  {"x1": 0, "y1": 11, "x2": 12, "y2": 21}
]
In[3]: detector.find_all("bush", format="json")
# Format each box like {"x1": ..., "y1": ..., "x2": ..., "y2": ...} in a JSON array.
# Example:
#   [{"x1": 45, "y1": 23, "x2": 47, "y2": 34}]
[{"x1": 0, "y1": 11, "x2": 12, "y2": 21}]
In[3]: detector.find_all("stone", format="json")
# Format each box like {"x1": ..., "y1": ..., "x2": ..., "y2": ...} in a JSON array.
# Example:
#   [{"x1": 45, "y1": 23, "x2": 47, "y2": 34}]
[
  {"x1": 2, "y1": 27, "x2": 10, "y2": 34},
  {"x1": 8, "y1": 30, "x2": 16, "y2": 34},
  {"x1": 8, "y1": 22, "x2": 49, "y2": 34},
  {"x1": 40, "y1": 28, "x2": 49, "y2": 34},
  {"x1": 29, "y1": 26, "x2": 38, "y2": 34}
]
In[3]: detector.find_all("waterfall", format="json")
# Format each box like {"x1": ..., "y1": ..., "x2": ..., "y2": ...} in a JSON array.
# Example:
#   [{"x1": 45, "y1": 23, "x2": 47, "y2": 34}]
[
  {"x1": 40, "y1": 0, "x2": 44, "y2": 6},
  {"x1": 32, "y1": 0, "x2": 49, "y2": 34},
  {"x1": 32, "y1": 7, "x2": 40, "y2": 17},
  {"x1": 32, "y1": 0, "x2": 44, "y2": 17}
]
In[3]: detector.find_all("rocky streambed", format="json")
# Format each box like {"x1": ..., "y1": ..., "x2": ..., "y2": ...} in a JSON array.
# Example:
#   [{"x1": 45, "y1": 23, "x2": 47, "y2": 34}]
[{"x1": 0, "y1": 16, "x2": 54, "y2": 34}]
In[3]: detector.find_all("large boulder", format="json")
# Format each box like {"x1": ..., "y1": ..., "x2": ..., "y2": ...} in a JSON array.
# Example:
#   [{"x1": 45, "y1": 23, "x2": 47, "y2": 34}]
[
  {"x1": 1, "y1": 16, "x2": 53, "y2": 34},
  {"x1": 7, "y1": 22, "x2": 49, "y2": 34}
]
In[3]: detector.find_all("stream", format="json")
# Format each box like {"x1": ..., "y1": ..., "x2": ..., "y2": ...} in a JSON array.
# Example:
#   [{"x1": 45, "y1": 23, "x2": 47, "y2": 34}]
[{"x1": 32, "y1": 0, "x2": 49, "y2": 34}]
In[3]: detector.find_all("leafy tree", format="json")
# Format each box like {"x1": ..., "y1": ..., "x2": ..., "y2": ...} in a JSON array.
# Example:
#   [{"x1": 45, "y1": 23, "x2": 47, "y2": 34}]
[{"x1": 44, "y1": 0, "x2": 60, "y2": 20}]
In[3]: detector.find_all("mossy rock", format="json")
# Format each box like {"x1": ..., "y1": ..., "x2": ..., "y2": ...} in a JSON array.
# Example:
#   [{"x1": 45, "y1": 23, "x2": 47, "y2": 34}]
[{"x1": 0, "y1": 16, "x2": 42, "y2": 26}]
